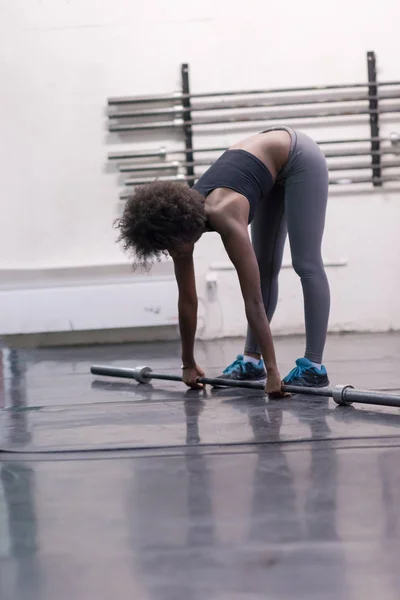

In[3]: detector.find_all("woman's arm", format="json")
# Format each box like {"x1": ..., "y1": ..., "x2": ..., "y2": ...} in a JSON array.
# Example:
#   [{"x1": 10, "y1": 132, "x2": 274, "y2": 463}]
[
  {"x1": 210, "y1": 206, "x2": 285, "y2": 395},
  {"x1": 222, "y1": 224, "x2": 279, "y2": 370},
  {"x1": 172, "y1": 248, "x2": 205, "y2": 388},
  {"x1": 172, "y1": 249, "x2": 197, "y2": 367}
]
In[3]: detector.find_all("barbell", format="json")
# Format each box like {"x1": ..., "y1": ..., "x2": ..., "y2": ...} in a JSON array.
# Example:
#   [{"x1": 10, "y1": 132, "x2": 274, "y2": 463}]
[
  {"x1": 109, "y1": 105, "x2": 400, "y2": 133},
  {"x1": 90, "y1": 364, "x2": 400, "y2": 409},
  {"x1": 108, "y1": 134, "x2": 400, "y2": 162},
  {"x1": 107, "y1": 80, "x2": 400, "y2": 106}
]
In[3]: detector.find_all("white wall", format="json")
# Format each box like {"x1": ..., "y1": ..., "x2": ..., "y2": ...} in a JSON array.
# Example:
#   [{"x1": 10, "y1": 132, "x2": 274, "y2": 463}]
[{"x1": 0, "y1": 0, "x2": 399, "y2": 338}]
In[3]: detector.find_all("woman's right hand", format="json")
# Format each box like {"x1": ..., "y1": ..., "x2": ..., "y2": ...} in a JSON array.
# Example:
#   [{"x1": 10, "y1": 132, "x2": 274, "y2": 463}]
[
  {"x1": 266, "y1": 370, "x2": 291, "y2": 399},
  {"x1": 182, "y1": 364, "x2": 206, "y2": 389}
]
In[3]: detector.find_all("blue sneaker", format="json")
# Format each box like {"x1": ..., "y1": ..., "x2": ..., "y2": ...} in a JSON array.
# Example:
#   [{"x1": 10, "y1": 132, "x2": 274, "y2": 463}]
[
  {"x1": 215, "y1": 354, "x2": 267, "y2": 384},
  {"x1": 283, "y1": 357, "x2": 329, "y2": 388}
]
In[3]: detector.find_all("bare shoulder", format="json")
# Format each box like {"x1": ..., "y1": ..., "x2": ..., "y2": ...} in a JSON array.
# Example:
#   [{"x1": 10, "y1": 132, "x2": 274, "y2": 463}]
[{"x1": 205, "y1": 188, "x2": 249, "y2": 234}]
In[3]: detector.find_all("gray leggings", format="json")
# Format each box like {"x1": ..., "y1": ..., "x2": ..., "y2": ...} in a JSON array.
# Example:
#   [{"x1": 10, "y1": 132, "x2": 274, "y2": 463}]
[{"x1": 245, "y1": 128, "x2": 330, "y2": 364}]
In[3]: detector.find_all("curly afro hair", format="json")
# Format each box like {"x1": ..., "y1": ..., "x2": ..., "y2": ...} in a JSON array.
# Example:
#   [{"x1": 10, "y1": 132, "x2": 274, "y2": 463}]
[{"x1": 115, "y1": 181, "x2": 207, "y2": 268}]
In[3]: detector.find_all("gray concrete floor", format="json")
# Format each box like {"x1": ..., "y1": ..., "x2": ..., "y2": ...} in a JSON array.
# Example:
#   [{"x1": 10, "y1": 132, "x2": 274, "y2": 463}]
[{"x1": 0, "y1": 333, "x2": 400, "y2": 599}]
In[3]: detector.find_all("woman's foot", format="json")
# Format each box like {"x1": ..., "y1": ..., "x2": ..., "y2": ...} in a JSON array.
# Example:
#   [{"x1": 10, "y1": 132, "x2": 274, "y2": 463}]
[
  {"x1": 282, "y1": 357, "x2": 329, "y2": 388},
  {"x1": 215, "y1": 354, "x2": 267, "y2": 383}
]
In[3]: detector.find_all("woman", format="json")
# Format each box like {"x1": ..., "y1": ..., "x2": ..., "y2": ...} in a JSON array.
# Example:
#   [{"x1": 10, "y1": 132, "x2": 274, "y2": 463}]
[{"x1": 116, "y1": 126, "x2": 330, "y2": 397}]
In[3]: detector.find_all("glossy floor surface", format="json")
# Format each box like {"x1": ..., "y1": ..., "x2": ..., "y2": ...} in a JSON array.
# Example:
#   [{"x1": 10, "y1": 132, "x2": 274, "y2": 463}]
[{"x1": 1, "y1": 333, "x2": 400, "y2": 599}]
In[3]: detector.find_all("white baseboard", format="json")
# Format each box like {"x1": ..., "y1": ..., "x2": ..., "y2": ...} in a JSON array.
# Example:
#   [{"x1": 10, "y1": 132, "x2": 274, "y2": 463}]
[{"x1": 0, "y1": 263, "x2": 178, "y2": 335}]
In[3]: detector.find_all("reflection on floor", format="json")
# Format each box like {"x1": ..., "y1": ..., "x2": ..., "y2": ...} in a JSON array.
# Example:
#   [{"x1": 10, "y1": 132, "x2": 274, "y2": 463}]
[{"x1": 0, "y1": 333, "x2": 400, "y2": 599}]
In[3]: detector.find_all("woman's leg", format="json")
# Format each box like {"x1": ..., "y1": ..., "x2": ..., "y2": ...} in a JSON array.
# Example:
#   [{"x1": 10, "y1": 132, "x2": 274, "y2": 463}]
[
  {"x1": 244, "y1": 185, "x2": 287, "y2": 355},
  {"x1": 284, "y1": 133, "x2": 330, "y2": 368}
]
